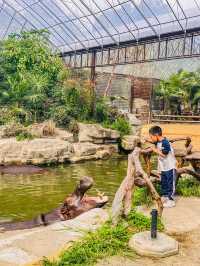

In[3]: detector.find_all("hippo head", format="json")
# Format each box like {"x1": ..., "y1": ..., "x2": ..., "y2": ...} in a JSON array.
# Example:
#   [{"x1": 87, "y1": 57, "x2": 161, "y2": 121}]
[
  {"x1": 77, "y1": 176, "x2": 108, "y2": 207},
  {"x1": 79, "y1": 176, "x2": 94, "y2": 194}
]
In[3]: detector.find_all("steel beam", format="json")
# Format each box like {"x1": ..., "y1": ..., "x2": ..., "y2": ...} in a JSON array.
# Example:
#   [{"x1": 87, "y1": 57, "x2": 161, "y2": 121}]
[{"x1": 62, "y1": 30, "x2": 200, "y2": 68}]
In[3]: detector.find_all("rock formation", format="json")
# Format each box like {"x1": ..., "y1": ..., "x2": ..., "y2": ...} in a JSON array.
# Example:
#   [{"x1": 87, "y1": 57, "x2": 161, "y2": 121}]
[{"x1": 0, "y1": 123, "x2": 120, "y2": 165}]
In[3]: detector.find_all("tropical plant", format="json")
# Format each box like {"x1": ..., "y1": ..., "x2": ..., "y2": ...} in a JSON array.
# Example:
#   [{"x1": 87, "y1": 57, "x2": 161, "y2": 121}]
[
  {"x1": 111, "y1": 117, "x2": 131, "y2": 136},
  {"x1": 0, "y1": 30, "x2": 68, "y2": 124},
  {"x1": 154, "y1": 69, "x2": 200, "y2": 113},
  {"x1": 0, "y1": 30, "x2": 131, "y2": 136}
]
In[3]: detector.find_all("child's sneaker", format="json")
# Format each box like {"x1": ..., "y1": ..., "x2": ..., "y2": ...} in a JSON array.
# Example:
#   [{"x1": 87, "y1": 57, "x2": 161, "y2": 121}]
[
  {"x1": 161, "y1": 196, "x2": 168, "y2": 203},
  {"x1": 163, "y1": 199, "x2": 175, "y2": 208}
]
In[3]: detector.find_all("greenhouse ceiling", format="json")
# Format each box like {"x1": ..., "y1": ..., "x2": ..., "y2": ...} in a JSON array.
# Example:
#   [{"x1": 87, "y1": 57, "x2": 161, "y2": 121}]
[{"x1": 1, "y1": 0, "x2": 200, "y2": 53}]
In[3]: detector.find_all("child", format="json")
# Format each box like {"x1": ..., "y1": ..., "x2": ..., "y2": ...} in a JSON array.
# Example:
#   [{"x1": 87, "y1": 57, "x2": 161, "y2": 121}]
[{"x1": 147, "y1": 126, "x2": 177, "y2": 208}]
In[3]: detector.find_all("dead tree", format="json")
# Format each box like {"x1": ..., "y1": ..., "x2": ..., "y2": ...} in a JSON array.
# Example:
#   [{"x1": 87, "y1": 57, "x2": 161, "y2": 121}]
[
  {"x1": 111, "y1": 136, "x2": 200, "y2": 224},
  {"x1": 111, "y1": 143, "x2": 163, "y2": 225}
]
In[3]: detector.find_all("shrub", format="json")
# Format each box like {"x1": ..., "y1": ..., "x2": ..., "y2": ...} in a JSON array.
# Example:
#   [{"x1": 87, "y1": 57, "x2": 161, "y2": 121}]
[
  {"x1": 176, "y1": 177, "x2": 200, "y2": 197},
  {"x1": 2, "y1": 122, "x2": 26, "y2": 137},
  {"x1": 111, "y1": 117, "x2": 131, "y2": 136},
  {"x1": 16, "y1": 132, "x2": 35, "y2": 141},
  {"x1": 0, "y1": 30, "x2": 68, "y2": 124},
  {"x1": 0, "y1": 30, "x2": 130, "y2": 132},
  {"x1": 50, "y1": 106, "x2": 72, "y2": 127},
  {"x1": 94, "y1": 98, "x2": 110, "y2": 123}
]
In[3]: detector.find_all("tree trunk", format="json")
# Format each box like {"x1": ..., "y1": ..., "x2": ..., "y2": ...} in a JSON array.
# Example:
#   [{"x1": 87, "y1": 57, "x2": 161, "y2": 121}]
[
  {"x1": 111, "y1": 146, "x2": 163, "y2": 224},
  {"x1": 111, "y1": 154, "x2": 135, "y2": 225}
]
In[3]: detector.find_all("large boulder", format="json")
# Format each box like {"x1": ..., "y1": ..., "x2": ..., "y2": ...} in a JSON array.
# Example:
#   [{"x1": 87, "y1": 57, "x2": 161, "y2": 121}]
[
  {"x1": 0, "y1": 138, "x2": 73, "y2": 165},
  {"x1": 28, "y1": 121, "x2": 56, "y2": 138},
  {"x1": 0, "y1": 123, "x2": 26, "y2": 138},
  {"x1": 70, "y1": 142, "x2": 118, "y2": 163},
  {"x1": 127, "y1": 113, "x2": 142, "y2": 126},
  {"x1": 28, "y1": 122, "x2": 74, "y2": 142},
  {"x1": 126, "y1": 113, "x2": 142, "y2": 136},
  {"x1": 55, "y1": 129, "x2": 74, "y2": 142},
  {"x1": 121, "y1": 135, "x2": 140, "y2": 151},
  {"x1": 78, "y1": 123, "x2": 120, "y2": 144}
]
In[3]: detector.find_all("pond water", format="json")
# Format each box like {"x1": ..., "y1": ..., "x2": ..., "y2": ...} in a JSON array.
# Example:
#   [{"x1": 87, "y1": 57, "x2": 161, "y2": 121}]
[{"x1": 0, "y1": 156, "x2": 128, "y2": 222}]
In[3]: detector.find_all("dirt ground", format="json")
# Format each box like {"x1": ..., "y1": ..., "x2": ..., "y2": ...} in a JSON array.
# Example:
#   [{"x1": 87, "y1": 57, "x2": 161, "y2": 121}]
[
  {"x1": 97, "y1": 197, "x2": 200, "y2": 266},
  {"x1": 97, "y1": 227, "x2": 200, "y2": 266},
  {"x1": 142, "y1": 123, "x2": 200, "y2": 151}
]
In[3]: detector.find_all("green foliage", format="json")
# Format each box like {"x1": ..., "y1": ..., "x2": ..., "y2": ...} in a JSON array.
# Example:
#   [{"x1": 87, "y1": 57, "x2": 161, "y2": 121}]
[
  {"x1": 94, "y1": 98, "x2": 110, "y2": 123},
  {"x1": 176, "y1": 177, "x2": 200, "y2": 197},
  {"x1": 127, "y1": 210, "x2": 164, "y2": 232},
  {"x1": 132, "y1": 187, "x2": 153, "y2": 207},
  {"x1": 0, "y1": 30, "x2": 68, "y2": 124},
  {"x1": 111, "y1": 117, "x2": 131, "y2": 136},
  {"x1": 16, "y1": 131, "x2": 35, "y2": 141},
  {"x1": 0, "y1": 30, "x2": 131, "y2": 136},
  {"x1": 154, "y1": 69, "x2": 200, "y2": 113},
  {"x1": 43, "y1": 211, "x2": 161, "y2": 266}
]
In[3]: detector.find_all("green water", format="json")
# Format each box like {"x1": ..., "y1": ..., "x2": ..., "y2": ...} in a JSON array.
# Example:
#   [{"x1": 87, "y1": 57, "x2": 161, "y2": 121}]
[{"x1": 0, "y1": 156, "x2": 128, "y2": 222}]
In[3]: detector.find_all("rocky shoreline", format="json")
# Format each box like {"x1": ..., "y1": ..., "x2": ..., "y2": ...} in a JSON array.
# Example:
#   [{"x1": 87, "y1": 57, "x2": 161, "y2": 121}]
[
  {"x1": 0, "y1": 123, "x2": 120, "y2": 166},
  {"x1": 0, "y1": 114, "x2": 141, "y2": 167}
]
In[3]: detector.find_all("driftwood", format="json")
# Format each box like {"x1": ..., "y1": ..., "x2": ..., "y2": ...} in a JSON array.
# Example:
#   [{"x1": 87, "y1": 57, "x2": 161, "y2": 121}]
[
  {"x1": 112, "y1": 136, "x2": 200, "y2": 224},
  {"x1": 111, "y1": 144, "x2": 163, "y2": 224},
  {"x1": 111, "y1": 154, "x2": 135, "y2": 224},
  {"x1": 0, "y1": 176, "x2": 108, "y2": 232}
]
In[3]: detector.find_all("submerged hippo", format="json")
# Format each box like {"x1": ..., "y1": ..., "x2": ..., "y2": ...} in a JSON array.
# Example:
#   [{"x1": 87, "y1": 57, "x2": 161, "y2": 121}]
[
  {"x1": 0, "y1": 176, "x2": 108, "y2": 232},
  {"x1": 0, "y1": 165, "x2": 45, "y2": 175}
]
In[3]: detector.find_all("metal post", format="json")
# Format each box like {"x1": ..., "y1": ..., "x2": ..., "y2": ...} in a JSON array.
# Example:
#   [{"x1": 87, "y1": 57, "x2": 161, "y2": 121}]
[
  {"x1": 151, "y1": 209, "x2": 158, "y2": 239},
  {"x1": 91, "y1": 51, "x2": 96, "y2": 88}
]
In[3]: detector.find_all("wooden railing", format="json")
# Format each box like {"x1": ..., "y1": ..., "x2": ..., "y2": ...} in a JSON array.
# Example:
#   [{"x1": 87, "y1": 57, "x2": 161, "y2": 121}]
[
  {"x1": 151, "y1": 114, "x2": 200, "y2": 123},
  {"x1": 134, "y1": 113, "x2": 200, "y2": 123}
]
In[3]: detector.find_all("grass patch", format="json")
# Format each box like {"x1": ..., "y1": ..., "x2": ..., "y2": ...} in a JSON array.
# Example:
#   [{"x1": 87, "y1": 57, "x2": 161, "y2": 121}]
[
  {"x1": 176, "y1": 177, "x2": 200, "y2": 197},
  {"x1": 133, "y1": 187, "x2": 153, "y2": 207},
  {"x1": 43, "y1": 211, "x2": 164, "y2": 266},
  {"x1": 16, "y1": 131, "x2": 35, "y2": 141},
  {"x1": 132, "y1": 176, "x2": 200, "y2": 207}
]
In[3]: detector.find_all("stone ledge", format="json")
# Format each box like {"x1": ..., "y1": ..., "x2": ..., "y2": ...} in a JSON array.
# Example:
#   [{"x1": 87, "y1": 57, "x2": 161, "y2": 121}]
[{"x1": 0, "y1": 209, "x2": 109, "y2": 266}]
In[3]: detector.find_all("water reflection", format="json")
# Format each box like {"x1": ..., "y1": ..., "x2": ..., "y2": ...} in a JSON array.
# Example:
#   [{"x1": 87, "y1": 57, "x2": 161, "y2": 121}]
[{"x1": 0, "y1": 156, "x2": 127, "y2": 222}]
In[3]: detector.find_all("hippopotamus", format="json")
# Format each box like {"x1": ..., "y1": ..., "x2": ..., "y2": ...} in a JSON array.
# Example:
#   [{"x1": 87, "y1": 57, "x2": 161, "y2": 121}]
[
  {"x1": 0, "y1": 165, "x2": 45, "y2": 175},
  {"x1": 0, "y1": 176, "x2": 108, "y2": 232}
]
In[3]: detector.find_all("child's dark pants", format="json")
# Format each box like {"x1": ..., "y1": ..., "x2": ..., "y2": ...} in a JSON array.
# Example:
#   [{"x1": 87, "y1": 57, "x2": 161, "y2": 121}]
[{"x1": 161, "y1": 169, "x2": 176, "y2": 200}]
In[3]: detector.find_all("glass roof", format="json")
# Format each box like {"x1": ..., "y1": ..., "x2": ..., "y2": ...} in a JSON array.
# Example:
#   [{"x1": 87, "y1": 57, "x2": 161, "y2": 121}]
[{"x1": 1, "y1": 0, "x2": 200, "y2": 53}]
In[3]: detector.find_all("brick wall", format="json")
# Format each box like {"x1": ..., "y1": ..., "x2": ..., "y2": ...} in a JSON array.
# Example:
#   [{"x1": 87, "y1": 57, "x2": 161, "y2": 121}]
[
  {"x1": 131, "y1": 77, "x2": 160, "y2": 114},
  {"x1": 96, "y1": 72, "x2": 131, "y2": 111},
  {"x1": 96, "y1": 72, "x2": 159, "y2": 115}
]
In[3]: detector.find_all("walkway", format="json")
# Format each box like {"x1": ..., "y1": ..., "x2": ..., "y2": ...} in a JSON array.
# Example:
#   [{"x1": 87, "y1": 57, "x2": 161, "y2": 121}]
[
  {"x1": 142, "y1": 123, "x2": 200, "y2": 151},
  {"x1": 98, "y1": 197, "x2": 200, "y2": 266}
]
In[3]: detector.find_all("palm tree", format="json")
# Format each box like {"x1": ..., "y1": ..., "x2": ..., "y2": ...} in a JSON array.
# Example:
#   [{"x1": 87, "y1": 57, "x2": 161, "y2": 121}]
[{"x1": 154, "y1": 70, "x2": 200, "y2": 114}]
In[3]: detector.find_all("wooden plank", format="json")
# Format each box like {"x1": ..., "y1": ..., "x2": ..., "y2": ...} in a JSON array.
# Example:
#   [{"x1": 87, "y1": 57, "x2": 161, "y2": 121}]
[
  {"x1": 152, "y1": 114, "x2": 200, "y2": 119},
  {"x1": 152, "y1": 119, "x2": 200, "y2": 123}
]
